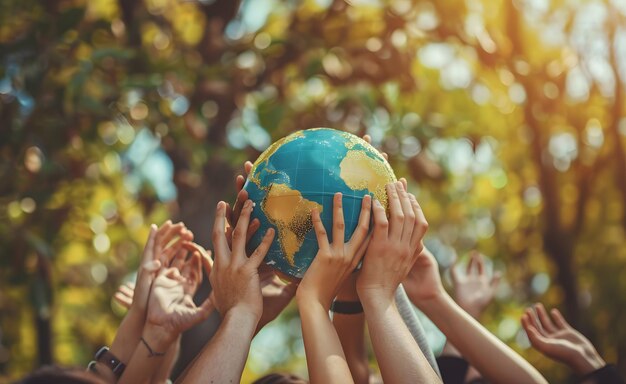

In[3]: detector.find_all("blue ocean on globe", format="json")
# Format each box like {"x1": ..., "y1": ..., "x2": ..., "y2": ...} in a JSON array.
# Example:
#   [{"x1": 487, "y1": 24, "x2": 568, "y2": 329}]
[{"x1": 243, "y1": 128, "x2": 396, "y2": 279}]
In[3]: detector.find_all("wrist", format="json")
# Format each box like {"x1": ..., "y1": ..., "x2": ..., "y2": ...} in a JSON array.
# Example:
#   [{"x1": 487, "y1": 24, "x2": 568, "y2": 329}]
[
  {"x1": 296, "y1": 289, "x2": 332, "y2": 312},
  {"x1": 142, "y1": 324, "x2": 175, "y2": 352},
  {"x1": 359, "y1": 289, "x2": 394, "y2": 312},
  {"x1": 572, "y1": 350, "x2": 606, "y2": 376},
  {"x1": 225, "y1": 305, "x2": 262, "y2": 325},
  {"x1": 357, "y1": 286, "x2": 395, "y2": 306}
]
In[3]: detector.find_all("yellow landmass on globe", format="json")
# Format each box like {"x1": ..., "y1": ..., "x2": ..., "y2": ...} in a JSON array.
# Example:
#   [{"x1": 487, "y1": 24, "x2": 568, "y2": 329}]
[
  {"x1": 262, "y1": 183, "x2": 323, "y2": 266},
  {"x1": 339, "y1": 149, "x2": 396, "y2": 208}
]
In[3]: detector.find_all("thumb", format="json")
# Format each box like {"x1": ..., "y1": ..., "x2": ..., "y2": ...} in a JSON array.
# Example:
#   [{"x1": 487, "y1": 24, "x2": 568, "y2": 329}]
[{"x1": 142, "y1": 259, "x2": 162, "y2": 273}]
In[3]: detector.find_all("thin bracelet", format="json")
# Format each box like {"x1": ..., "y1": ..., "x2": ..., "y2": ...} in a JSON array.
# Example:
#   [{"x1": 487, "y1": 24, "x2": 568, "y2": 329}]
[{"x1": 140, "y1": 337, "x2": 167, "y2": 357}]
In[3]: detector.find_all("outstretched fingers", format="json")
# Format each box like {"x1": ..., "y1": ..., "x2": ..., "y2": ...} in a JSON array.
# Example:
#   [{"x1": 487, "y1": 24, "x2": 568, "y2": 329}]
[
  {"x1": 212, "y1": 202, "x2": 231, "y2": 265},
  {"x1": 386, "y1": 183, "x2": 404, "y2": 240},
  {"x1": 312, "y1": 209, "x2": 330, "y2": 254},
  {"x1": 232, "y1": 200, "x2": 254, "y2": 260},
  {"x1": 534, "y1": 303, "x2": 557, "y2": 334},
  {"x1": 140, "y1": 224, "x2": 158, "y2": 264},
  {"x1": 332, "y1": 193, "x2": 345, "y2": 249},
  {"x1": 249, "y1": 228, "x2": 275, "y2": 268},
  {"x1": 114, "y1": 291, "x2": 133, "y2": 309},
  {"x1": 397, "y1": 182, "x2": 416, "y2": 242},
  {"x1": 348, "y1": 195, "x2": 372, "y2": 253},
  {"x1": 408, "y1": 193, "x2": 428, "y2": 250},
  {"x1": 199, "y1": 248, "x2": 214, "y2": 278},
  {"x1": 550, "y1": 308, "x2": 570, "y2": 330},
  {"x1": 371, "y1": 198, "x2": 389, "y2": 241},
  {"x1": 522, "y1": 313, "x2": 550, "y2": 349}
]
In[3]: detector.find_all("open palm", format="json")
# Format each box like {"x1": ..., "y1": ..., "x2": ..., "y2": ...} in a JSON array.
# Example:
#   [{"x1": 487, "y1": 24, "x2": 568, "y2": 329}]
[
  {"x1": 521, "y1": 304, "x2": 605, "y2": 375},
  {"x1": 146, "y1": 267, "x2": 213, "y2": 337}
]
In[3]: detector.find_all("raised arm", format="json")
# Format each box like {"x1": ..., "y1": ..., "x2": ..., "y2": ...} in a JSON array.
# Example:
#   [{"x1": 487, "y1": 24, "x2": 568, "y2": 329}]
[
  {"x1": 296, "y1": 192, "x2": 371, "y2": 384},
  {"x1": 356, "y1": 182, "x2": 441, "y2": 384},
  {"x1": 332, "y1": 273, "x2": 369, "y2": 384},
  {"x1": 403, "y1": 248, "x2": 548, "y2": 384},
  {"x1": 179, "y1": 200, "x2": 274, "y2": 383},
  {"x1": 439, "y1": 251, "x2": 501, "y2": 383},
  {"x1": 118, "y1": 248, "x2": 213, "y2": 384},
  {"x1": 521, "y1": 304, "x2": 624, "y2": 384}
]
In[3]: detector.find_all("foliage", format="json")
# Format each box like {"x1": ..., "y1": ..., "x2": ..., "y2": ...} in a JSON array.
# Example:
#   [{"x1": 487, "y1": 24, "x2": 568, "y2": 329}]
[{"x1": 1, "y1": 0, "x2": 626, "y2": 381}]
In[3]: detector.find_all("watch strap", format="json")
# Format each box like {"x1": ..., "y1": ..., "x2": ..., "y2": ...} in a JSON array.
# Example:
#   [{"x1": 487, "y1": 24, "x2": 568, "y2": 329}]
[
  {"x1": 331, "y1": 300, "x2": 363, "y2": 314},
  {"x1": 94, "y1": 346, "x2": 126, "y2": 377}
]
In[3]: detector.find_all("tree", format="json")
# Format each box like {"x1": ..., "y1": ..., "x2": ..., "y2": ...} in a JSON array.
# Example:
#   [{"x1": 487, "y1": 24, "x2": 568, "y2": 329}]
[{"x1": 1, "y1": 0, "x2": 625, "y2": 381}]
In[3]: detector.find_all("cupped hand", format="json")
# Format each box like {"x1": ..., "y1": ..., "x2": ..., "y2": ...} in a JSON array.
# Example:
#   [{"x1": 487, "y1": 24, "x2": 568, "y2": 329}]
[
  {"x1": 402, "y1": 247, "x2": 444, "y2": 306},
  {"x1": 296, "y1": 193, "x2": 372, "y2": 310},
  {"x1": 357, "y1": 182, "x2": 428, "y2": 302},
  {"x1": 225, "y1": 161, "x2": 260, "y2": 247},
  {"x1": 145, "y1": 255, "x2": 214, "y2": 343},
  {"x1": 256, "y1": 265, "x2": 299, "y2": 332},
  {"x1": 450, "y1": 251, "x2": 501, "y2": 318},
  {"x1": 210, "y1": 200, "x2": 275, "y2": 319},
  {"x1": 521, "y1": 304, "x2": 605, "y2": 376},
  {"x1": 133, "y1": 222, "x2": 193, "y2": 312}
]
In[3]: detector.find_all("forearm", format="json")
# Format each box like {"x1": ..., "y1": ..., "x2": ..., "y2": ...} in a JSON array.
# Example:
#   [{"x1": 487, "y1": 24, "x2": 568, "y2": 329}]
[
  {"x1": 333, "y1": 312, "x2": 369, "y2": 384},
  {"x1": 361, "y1": 293, "x2": 441, "y2": 384},
  {"x1": 299, "y1": 300, "x2": 354, "y2": 384},
  {"x1": 152, "y1": 335, "x2": 181, "y2": 384},
  {"x1": 118, "y1": 325, "x2": 175, "y2": 384},
  {"x1": 420, "y1": 292, "x2": 547, "y2": 384},
  {"x1": 110, "y1": 309, "x2": 145, "y2": 365},
  {"x1": 178, "y1": 309, "x2": 259, "y2": 384}
]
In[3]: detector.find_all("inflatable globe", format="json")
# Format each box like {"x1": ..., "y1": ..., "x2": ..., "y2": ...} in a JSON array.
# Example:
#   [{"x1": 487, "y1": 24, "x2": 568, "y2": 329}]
[{"x1": 244, "y1": 128, "x2": 396, "y2": 279}]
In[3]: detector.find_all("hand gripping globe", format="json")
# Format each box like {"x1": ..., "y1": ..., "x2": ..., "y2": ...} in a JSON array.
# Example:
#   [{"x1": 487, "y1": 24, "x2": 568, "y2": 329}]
[{"x1": 243, "y1": 128, "x2": 397, "y2": 279}]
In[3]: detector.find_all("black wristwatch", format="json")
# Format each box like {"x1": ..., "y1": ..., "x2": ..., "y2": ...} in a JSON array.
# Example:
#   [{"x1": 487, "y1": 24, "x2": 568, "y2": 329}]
[
  {"x1": 331, "y1": 300, "x2": 364, "y2": 314},
  {"x1": 93, "y1": 346, "x2": 126, "y2": 378}
]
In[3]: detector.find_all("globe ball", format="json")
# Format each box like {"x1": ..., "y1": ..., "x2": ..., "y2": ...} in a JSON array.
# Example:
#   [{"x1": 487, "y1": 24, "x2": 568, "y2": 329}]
[{"x1": 244, "y1": 128, "x2": 396, "y2": 279}]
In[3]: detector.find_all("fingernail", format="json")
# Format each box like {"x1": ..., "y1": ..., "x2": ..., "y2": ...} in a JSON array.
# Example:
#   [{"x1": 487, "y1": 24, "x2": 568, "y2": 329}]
[{"x1": 374, "y1": 199, "x2": 382, "y2": 207}]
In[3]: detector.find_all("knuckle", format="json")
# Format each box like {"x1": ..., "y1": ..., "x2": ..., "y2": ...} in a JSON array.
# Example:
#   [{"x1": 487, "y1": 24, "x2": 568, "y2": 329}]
[{"x1": 232, "y1": 226, "x2": 245, "y2": 239}]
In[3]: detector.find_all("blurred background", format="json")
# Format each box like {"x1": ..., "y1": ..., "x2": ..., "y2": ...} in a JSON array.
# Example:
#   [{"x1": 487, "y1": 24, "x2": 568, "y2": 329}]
[{"x1": 1, "y1": 0, "x2": 625, "y2": 382}]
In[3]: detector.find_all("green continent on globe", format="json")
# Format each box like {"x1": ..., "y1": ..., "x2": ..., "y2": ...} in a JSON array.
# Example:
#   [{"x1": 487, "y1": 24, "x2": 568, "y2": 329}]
[{"x1": 244, "y1": 128, "x2": 396, "y2": 279}]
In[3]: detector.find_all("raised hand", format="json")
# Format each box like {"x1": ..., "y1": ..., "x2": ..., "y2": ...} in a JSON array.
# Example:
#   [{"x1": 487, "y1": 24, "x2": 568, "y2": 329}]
[
  {"x1": 133, "y1": 221, "x2": 193, "y2": 316},
  {"x1": 145, "y1": 257, "x2": 214, "y2": 344},
  {"x1": 296, "y1": 193, "x2": 371, "y2": 384},
  {"x1": 402, "y1": 247, "x2": 444, "y2": 306},
  {"x1": 256, "y1": 265, "x2": 298, "y2": 333},
  {"x1": 354, "y1": 183, "x2": 441, "y2": 384},
  {"x1": 521, "y1": 304, "x2": 606, "y2": 376},
  {"x1": 357, "y1": 181, "x2": 428, "y2": 301},
  {"x1": 296, "y1": 193, "x2": 372, "y2": 310},
  {"x1": 114, "y1": 282, "x2": 135, "y2": 309},
  {"x1": 210, "y1": 200, "x2": 275, "y2": 319},
  {"x1": 225, "y1": 161, "x2": 260, "y2": 247},
  {"x1": 450, "y1": 251, "x2": 501, "y2": 318},
  {"x1": 110, "y1": 221, "x2": 194, "y2": 366}
]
